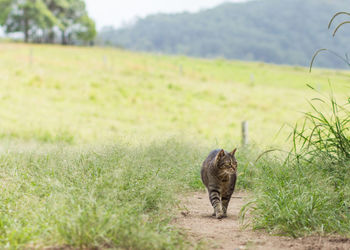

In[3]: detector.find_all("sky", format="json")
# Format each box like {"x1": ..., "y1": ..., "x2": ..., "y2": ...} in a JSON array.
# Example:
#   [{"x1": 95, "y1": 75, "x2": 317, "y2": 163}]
[{"x1": 85, "y1": 0, "x2": 247, "y2": 29}]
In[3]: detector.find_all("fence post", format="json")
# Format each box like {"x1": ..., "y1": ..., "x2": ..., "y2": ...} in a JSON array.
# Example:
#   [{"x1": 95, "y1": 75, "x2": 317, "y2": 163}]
[
  {"x1": 103, "y1": 55, "x2": 107, "y2": 68},
  {"x1": 242, "y1": 121, "x2": 249, "y2": 146},
  {"x1": 250, "y1": 73, "x2": 255, "y2": 86},
  {"x1": 29, "y1": 49, "x2": 33, "y2": 66},
  {"x1": 179, "y1": 64, "x2": 183, "y2": 76}
]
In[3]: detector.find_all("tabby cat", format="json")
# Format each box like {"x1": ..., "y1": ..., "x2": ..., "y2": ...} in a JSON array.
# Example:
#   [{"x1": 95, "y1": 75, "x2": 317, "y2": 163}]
[{"x1": 201, "y1": 148, "x2": 238, "y2": 219}]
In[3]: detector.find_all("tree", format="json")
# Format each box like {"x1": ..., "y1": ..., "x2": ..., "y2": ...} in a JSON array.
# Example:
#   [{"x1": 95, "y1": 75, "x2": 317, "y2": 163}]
[
  {"x1": 0, "y1": 0, "x2": 12, "y2": 25},
  {"x1": 0, "y1": 0, "x2": 96, "y2": 44},
  {"x1": 75, "y1": 14, "x2": 97, "y2": 45},
  {"x1": 0, "y1": 0, "x2": 58, "y2": 43},
  {"x1": 50, "y1": 0, "x2": 96, "y2": 45},
  {"x1": 42, "y1": 0, "x2": 69, "y2": 43}
]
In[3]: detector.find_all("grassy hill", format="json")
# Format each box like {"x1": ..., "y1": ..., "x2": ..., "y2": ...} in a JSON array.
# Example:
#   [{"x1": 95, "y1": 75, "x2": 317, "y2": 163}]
[
  {"x1": 0, "y1": 43, "x2": 349, "y2": 148},
  {"x1": 98, "y1": 0, "x2": 350, "y2": 68}
]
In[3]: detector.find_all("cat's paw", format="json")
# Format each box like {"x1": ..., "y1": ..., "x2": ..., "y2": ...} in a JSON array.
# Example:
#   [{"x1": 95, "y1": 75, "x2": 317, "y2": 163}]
[{"x1": 216, "y1": 212, "x2": 225, "y2": 219}]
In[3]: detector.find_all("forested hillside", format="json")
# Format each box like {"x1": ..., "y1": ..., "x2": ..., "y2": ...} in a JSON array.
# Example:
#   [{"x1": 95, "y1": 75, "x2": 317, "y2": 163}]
[{"x1": 98, "y1": 0, "x2": 350, "y2": 68}]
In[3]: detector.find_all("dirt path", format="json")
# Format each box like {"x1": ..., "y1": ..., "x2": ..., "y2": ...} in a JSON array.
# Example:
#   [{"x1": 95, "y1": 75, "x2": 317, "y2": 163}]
[{"x1": 174, "y1": 191, "x2": 350, "y2": 250}]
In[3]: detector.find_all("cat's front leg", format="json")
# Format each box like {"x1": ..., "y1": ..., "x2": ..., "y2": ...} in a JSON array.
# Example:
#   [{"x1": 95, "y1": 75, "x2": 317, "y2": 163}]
[
  {"x1": 222, "y1": 174, "x2": 237, "y2": 217},
  {"x1": 211, "y1": 203, "x2": 224, "y2": 218},
  {"x1": 208, "y1": 187, "x2": 224, "y2": 219},
  {"x1": 221, "y1": 188, "x2": 233, "y2": 217},
  {"x1": 221, "y1": 196, "x2": 231, "y2": 217},
  {"x1": 215, "y1": 203, "x2": 225, "y2": 219}
]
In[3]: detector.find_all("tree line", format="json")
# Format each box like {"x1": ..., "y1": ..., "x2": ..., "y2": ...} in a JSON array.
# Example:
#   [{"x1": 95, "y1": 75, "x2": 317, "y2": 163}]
[{"x1": 0, "y1": 0, "x2": 96, "y2": 45}]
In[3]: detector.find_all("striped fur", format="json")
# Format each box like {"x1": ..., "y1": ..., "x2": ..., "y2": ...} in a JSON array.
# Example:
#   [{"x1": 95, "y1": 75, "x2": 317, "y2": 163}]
[{"x1": 201, "y1": 148, "x2": 238, "y2": 219}]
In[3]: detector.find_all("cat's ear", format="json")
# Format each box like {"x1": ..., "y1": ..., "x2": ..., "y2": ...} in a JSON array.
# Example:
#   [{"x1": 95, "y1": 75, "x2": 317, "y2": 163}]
[
  {"x1": 215, "y1": 149, "x2": 225, "y2": 163},
  {"x1": 230, "y1": 148, "x2": 237, "y2": 156}
]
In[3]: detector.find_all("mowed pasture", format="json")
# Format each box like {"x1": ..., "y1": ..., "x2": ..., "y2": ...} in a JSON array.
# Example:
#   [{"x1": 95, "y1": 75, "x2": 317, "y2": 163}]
[{"x1": 0, "y1": 43, "x2": 350, "y2": 249}]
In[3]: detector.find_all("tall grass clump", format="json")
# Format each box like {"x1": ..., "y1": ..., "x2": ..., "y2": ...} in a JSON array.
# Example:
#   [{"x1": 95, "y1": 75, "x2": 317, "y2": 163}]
[
  {"x1": 242, "y1": 92, "x2": 350, "y2": 237},
  {"x1": 242, "y1": 12, "x2": 350, "y2": 237},
  {"x1": 0, "y1": 138, "x2": 206, "y2": 249},
  {"x1": 292, "y1": 88, "x2": 350, "y2": 187}
]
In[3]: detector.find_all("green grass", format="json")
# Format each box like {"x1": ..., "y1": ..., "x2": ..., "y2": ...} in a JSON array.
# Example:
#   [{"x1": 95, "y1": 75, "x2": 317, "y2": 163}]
[
  {"x1": 240, "y1": 92, "x2": 350, "y2": 238},
  {"x1": 0, "y1": 43, "x2": 350, "y2": 247},
  {"x1": 0, "y1": 43, "x2": 349, "y2": 147},
  {"x1": 0, "y1": 138, "x2": 207, "y2": 249},
  {"x1": 241, "y1": 155, "x2": 350, "y2": 237}
]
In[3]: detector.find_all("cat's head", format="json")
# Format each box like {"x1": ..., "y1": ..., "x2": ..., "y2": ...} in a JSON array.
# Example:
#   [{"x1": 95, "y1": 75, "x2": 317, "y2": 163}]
[{"x1": 214, "y1": 149, "x2": 238, "y2": 174}]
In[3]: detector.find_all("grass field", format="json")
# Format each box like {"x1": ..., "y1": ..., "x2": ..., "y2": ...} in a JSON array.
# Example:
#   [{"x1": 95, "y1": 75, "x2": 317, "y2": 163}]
[
  {"x1": 0, "y1": 43, "x2": 349, "y2": 248},
  {"x1": 0, "y1": 43, "x2": 349, "y2": 147},
  {"x1": 0, "y1": 140, "x2": 206, "y2": 249}
]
